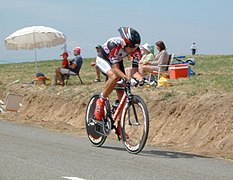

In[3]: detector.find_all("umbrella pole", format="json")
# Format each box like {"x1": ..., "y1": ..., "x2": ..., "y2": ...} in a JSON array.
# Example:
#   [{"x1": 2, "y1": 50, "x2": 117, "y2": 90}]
[
  {"x1": 33, "y1": 33, "x2": 38, "y2": 73},
  {"x1": 34, "y1": 48, "x2": 38, "y2": 73}
]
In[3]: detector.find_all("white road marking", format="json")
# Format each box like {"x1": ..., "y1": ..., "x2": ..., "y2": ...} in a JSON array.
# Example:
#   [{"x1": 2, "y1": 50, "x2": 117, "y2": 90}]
[{"x1": 62, "y1": 176, "x2": 86, "y2": 180}]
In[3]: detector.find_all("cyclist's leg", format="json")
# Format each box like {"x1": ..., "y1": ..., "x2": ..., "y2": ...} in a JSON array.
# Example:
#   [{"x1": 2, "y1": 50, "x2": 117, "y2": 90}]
[
  {"x1": 114, "y1": 61, "x2": 128, "y2": 138},
  {"x1": 96, "y1": 59, "x2": 125, "y2": 136},
  {"x1": 102, "y1": 70, "x2": 120, "y2": 98},
  {"x1": 95, "y1": 56, "x2": 120, "y2": 120},
  {"x1": 96, "y1": 56, "x2": 119, "y2": 98}
]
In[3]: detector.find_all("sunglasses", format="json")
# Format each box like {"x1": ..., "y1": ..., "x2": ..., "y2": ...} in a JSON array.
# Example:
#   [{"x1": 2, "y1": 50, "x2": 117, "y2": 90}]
[{"x1": 126, "y1": 44, "x2": 137, "y2": 48}]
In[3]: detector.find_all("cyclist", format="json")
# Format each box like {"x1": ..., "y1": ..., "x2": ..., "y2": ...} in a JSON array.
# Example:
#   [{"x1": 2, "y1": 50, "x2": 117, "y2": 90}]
[{"x1": 94, "y1": 27, "x2": 144, "y2": 136}]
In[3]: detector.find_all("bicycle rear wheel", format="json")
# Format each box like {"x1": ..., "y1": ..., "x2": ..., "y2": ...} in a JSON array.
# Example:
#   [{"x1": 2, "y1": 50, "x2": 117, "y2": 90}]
[
  {"x1": 120, "y1": 95, "x2": 149, "y2": 154},
  {"x1": 85, "y1": 94, "x2": 107, "y2": 147}
]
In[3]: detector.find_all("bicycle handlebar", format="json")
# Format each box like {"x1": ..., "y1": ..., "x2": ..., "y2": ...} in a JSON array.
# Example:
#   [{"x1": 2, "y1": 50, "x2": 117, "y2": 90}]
[{"x1": 116, "y1": 78, "x2": 147, "y2": 87}]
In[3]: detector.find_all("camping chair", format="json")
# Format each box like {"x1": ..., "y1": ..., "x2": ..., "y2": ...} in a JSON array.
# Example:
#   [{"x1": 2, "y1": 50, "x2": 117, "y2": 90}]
[
  {"x1": 147, "y1": 53, "x2": 174, "y2": 86},
  {"x1": 62, "y1": 62, "x2": 84, "y2": 85},
  {"x1": 64, "y1": 71, "x2": 84, "y2": 85},
  {"x1": 0, "y1": 93, "x2": 24, "y2": 114}
]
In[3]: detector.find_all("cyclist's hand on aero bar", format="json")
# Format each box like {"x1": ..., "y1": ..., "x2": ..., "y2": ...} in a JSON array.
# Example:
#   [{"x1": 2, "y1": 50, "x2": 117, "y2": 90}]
[
  {"x1": 138, "y1": 78, "x2": 145, "y2": 87},
  {"x1": 118, "y1": 78, "x2": 145, "y2": 87},
  {"x1": 129, "y1": 78, "x2": 139, "y2": 87},
  {"x1": 118, "y1": 78, "x2": 137, "y2": 86},
  {"x1": 131, "y1": 78, "x2": 146, "y2": 87}
]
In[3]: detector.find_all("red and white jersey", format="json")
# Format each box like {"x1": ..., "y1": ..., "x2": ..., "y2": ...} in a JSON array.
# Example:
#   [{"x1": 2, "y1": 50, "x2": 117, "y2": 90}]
[{"x1": 100, "y1": 37, "x2": 142, "y2": 67}]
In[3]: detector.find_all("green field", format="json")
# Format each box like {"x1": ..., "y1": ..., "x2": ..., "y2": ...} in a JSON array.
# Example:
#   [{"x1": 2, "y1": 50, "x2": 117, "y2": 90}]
[{"x1": 0, "y1": 55, "x2": 233, "y2": 96}]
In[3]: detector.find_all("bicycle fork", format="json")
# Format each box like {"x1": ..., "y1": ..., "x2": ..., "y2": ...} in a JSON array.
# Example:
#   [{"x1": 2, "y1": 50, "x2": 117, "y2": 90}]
[
  {"x1": 127, "y1": 95, "x2": 140, "y2": 126},
  {"x1": 113, "y1": 93, "x2": 140, "y2": 128}
]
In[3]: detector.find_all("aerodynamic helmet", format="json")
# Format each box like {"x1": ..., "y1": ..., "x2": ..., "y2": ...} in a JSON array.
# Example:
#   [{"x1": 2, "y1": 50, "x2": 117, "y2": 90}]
[{"x1": 118, "y1": 27, "x2": 141, "y2": 47}]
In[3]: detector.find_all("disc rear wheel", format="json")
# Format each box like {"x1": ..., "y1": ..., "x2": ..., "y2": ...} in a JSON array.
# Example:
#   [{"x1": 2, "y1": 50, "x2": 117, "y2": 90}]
[{"x1": 85, "y1": 94, "x2": 107, "y2": 147}]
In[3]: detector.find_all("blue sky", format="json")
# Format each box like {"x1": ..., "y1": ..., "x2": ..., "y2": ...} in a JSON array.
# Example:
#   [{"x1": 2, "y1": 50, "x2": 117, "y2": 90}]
[{"x1": 0, "y1": 0, "x2": 233, "y2": 63}]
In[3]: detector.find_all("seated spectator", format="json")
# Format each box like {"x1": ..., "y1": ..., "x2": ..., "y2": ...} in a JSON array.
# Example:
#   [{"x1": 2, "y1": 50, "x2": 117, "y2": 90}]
[
  {"x1": 138, "y1": 41, "x2": 169, "y2": 76},
  {"x1": 125, "y1": 43, "x2": 154, "y2": 77},
  {"x1": 61, "y1": 51, "x2": 69, "y2": 69},
  {"x1": 55, "y1": 47, "x2": 83, "y2": 86},
  {"x1": 54, "y1": 51, "x2": 69, "y2": 85},
  {"x1": 91, "y1": 45, "x2": 102, "y2": 83},
  {"x1": 139, "y1": 43, "x2": 155, "y2": 65}
]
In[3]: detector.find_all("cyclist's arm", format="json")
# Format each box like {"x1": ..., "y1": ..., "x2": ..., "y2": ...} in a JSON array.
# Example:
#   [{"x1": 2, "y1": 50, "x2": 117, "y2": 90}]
[
  {"x1": 130, "y1": 48, "x2": 144, "y2": 80},
  {"x1": 112, "y1": 63, "x2": 129, "y2": 81}
]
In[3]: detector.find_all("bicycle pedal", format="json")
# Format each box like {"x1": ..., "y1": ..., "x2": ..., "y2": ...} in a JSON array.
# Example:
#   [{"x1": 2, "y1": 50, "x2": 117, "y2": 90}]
[
  {"x1": 90, "y1": 118, "x2": 104, "y2": 126},
  {"x1": 89, "y1": 122, "x2": 95, "y2": 126}
]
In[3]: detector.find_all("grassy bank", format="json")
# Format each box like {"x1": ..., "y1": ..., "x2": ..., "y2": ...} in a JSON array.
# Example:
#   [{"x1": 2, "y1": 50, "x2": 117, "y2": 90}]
[{"x1": 0, "y1": 55, "x2": 232, "y2": 96}]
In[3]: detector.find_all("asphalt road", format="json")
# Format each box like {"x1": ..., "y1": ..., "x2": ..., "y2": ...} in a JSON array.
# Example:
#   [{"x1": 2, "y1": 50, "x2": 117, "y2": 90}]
[{"x1": 0, "y1": 120, "x2": 232, "y2": 180}]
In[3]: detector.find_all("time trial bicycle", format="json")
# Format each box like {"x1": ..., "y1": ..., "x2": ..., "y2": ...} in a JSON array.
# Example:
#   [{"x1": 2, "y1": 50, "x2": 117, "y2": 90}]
[{"x1": 85, "y1": 79, "x2": 149, "y2": 154}]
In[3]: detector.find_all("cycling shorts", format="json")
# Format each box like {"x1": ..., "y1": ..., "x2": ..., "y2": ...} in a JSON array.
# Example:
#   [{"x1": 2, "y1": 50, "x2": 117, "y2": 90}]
[{"x1": 96, "y1": 56, "x2": 125, "y2": 76}]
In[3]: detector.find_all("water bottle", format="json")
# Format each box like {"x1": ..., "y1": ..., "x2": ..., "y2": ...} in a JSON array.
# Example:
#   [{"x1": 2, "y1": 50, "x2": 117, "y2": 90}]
[{"x1": 111, "y1": 99, "x2": 120, "y2": 114}]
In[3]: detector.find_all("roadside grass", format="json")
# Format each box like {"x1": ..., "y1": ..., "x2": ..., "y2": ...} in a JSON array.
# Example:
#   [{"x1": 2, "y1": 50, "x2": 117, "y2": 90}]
[
  {"x1": 166, "y1": 55, "x2": 233, "y2": 96},
  {"x1": 0, "y1": 55, "x2": 232, "y2": 97}
]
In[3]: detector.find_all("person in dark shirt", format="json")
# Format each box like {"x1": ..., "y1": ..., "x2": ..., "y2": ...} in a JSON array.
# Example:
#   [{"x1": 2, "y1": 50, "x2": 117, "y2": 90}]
[
  {"x1": 55, "y1": 47, "x2": 83, "y2": 85},
  {"x1": 91, "y1": 45, "x2": 102, "y2": 83}
]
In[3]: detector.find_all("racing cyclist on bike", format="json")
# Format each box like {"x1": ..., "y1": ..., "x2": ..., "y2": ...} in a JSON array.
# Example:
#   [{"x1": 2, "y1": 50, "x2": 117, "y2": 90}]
[{"x1": 94, "y1": 27, "x2": 144, "y2": 137}]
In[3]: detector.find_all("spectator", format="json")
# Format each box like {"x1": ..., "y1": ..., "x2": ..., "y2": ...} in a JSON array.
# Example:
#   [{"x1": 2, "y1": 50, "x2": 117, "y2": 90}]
[
  {"x1": 190, "y1": 42, "x2": 197, "y2": 55},
  {"x1": 60, "y1": 51, "x2": 69, "y2": 69},
  {"x1": 138, "y1": 41, "x2": 169, "y2": 76},
  {"x1": 126, "y1": 43, "x2": 154, "y2": 77},
  {"x1": 91, "y1": 45, "x2": 102, "y2": 83},
  {"x1": 139, "y1": 43, "x2": 155, "y2": 65},
  {"x1": 55, "y1": 47, "x2": 83, "y2": 86},
  {"x1": 54, "y1": 51, "x2": 69, "y2": 85}
]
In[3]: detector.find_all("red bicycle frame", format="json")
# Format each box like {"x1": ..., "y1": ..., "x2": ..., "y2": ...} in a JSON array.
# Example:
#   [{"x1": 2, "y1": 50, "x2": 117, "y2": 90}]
[{"x1": 112, "y1": 93, "x2": 127, "y2": 121}]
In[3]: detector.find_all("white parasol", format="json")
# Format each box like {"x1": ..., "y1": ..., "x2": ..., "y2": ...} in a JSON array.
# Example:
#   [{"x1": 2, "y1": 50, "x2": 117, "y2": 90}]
[{"x1": 5, "y1": 26, "x2": 66, "y2": 72}]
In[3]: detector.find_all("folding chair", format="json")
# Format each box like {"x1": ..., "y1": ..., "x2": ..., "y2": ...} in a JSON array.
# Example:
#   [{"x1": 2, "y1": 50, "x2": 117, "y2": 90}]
[
  {"x1": 62, "y1": 61, "x2": 84, "y2": 85},
  {"x1": 0, "y1": 93, "x2": 24, "y2": 114},
  {"x1": 64, "y1": 71, "x2": 84, "y2": 85},
  {"x1": 147, "y1": 53, "x2": 174, "y2": 86}
]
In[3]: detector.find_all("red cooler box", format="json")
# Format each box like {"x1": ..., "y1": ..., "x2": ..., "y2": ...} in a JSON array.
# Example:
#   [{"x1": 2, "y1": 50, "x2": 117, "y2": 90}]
[{"x1": 169, "y1": 64, "x2": 188, "y2": 79}]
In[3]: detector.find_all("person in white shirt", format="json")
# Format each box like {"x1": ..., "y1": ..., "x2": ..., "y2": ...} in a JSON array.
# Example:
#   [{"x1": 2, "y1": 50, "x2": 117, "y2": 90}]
[
  {"x1": 126, "y1": 43, "x2": 155, "y2": 77},
  {"x1": 190, "y1": 42, "x2": 197, "y2": 55}
]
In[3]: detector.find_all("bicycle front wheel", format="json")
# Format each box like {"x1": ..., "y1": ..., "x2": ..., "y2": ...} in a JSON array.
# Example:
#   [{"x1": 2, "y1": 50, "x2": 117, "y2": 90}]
[{"x1": 120, "y1": 95, "x2": 149, "y2": 154}]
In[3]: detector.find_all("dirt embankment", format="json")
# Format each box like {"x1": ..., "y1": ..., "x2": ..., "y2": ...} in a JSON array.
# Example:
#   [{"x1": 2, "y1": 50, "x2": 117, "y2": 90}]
[{"x1": 1, "y1": 85, "x2": 233, "y2": 159}]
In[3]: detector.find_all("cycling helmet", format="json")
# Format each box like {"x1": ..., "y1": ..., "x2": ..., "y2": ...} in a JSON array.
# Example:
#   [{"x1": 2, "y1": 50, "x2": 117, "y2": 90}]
[{"x1": 118, "y1": 27, "x2": 141, "y2": 47}]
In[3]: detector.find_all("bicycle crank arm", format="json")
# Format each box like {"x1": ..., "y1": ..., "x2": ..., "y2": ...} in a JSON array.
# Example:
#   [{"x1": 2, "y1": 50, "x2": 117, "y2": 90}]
[{"x1": 88, "y1": 118, "x2": 105, "y2": 127}]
